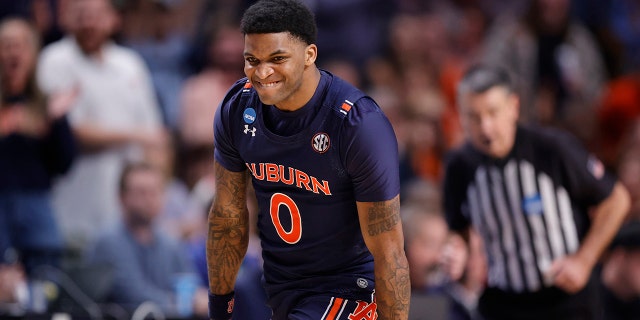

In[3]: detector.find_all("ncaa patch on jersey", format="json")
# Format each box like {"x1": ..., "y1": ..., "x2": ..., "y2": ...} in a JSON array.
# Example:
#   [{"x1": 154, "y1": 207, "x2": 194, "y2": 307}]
[
  {"x1": 243, "y1": 108, "x2": 256, "y2": 124},
  {"x1": 312, "y1": 132, "x2": 330, "y2": 153}
]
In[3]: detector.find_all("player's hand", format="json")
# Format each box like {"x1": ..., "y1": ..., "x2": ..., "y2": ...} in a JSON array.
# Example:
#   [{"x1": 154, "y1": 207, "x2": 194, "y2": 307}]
[{"x1": 546, "y1": 255, "x2": 592, "y2": 293}]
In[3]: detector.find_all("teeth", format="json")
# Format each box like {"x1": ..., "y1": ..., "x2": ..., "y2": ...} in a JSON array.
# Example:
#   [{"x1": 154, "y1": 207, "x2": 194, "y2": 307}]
[{"x1": 260, "y1": 81, "x2": 278, "y2": 87}]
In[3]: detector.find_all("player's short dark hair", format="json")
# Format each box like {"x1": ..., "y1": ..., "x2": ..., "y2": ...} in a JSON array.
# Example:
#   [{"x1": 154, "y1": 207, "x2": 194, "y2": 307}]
[
  {"x1": 240, "y1": 0, "x2": 317, "y2": 45},
  {"x1": 457, "y1": 64, "x2": 515, "y2": 98}
]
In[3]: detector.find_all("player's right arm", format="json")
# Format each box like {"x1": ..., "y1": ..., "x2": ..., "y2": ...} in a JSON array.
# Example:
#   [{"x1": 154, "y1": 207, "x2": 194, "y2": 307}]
[
  {"x1": 206, "y1": 161, "x2": 250, "y2": 295},
  {"x1": 207, "y1": 80, "x2": 252, "y2": 298}
]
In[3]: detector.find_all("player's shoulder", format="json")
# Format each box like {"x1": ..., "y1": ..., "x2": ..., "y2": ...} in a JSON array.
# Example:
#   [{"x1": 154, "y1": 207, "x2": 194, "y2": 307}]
[
  {"x1": 218, "y1": 78, "x2": 253, "y2": 111},
  {"x1": 323, "y1": 72, "x2": 382, "y2": 123}
]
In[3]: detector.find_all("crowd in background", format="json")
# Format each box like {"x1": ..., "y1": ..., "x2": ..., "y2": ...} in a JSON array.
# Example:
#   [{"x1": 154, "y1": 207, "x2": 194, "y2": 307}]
[{"x1": 0, "y1": 0, "x2": 639, "y2": 319}]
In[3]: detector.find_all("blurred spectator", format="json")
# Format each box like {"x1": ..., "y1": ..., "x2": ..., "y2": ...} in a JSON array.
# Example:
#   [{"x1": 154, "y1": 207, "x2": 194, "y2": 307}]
[
  {"x1": 85, "y1": 162, "x2": 208, "y2": 318},
  {"x1": 600, "y1": 219, "x2": 640, "y2": 320},
  {"x1": 144, "y1": 134, "x2": 205, "y2": 242},
  {"x1": 0, "y1": 17, "x2": 76, "y2": 313},
  {"x1": 608, "y1": 0, "x2": 640, "y2": 73},
  {"x1": 400, "y1": 89, "x2": 447, "y2": 185},
  {"x1": 402, "y1": 204, "x2": 476, "y2": 320},
  {"x1": 403, "y1": 205, "x2": 455, "y2": 291},
  {"x1": 320, "y1": 58, "x2": 362, "y2": 89},
  {"x1": 376, "y1": 13, "x2": 448, "y2": 188},
  {"x1": 376, "y1": 9, "x2": 479, "y2": 190},
  {"x1": 595, "y1": 69, "x2": 640, "y2": 168},
  {"x1": 0, "y1": 263, "x2": 27, "y2": 309},
  {"x1": 308, "y1": 0, "x2": 395, "y2": 77},
  {"x1": 36, "y1": 0, "x2": 165, "y2": 251},
  {"x1": 0, "y1": 0, "x2": 64, "y2": 46},
  {"x1": 185, "y1": 0, "x2": 245, "y2": 73},
  {"x1": 121, "y1": 0, "x2": 194, "y2": 130},
  {"x1": 177, "y1": 23, "x2": 243, "y2": 194},
  {"x1": 615, "y1": 122, "x2": 640, "y2": 219},
  {"x1": 178, "y1": 23, "x2": 243, "y2": 150},
  {"x1": 481, "y1": 0, "x2": 607, "y2": 144}
]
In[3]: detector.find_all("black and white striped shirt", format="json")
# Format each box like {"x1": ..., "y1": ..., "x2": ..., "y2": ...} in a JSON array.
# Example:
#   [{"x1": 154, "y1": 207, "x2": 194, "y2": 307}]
[{"x1": 444, "y1": 125, "x2": 615, "y2": 293}]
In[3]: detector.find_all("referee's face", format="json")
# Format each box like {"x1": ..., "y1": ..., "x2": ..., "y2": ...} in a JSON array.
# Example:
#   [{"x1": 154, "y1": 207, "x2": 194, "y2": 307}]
[
  {"x1": 459, "y1": 86, "x2": 519, "y2": 159},
  {"x1": 243, "y1": 32, "x2": 318, "y2": 111}
]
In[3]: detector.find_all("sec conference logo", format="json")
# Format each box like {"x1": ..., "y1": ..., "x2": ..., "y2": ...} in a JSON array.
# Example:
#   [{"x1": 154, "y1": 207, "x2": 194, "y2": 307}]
[{"x1": 312, "y1": 132, "x2": 330, "y2": 153}]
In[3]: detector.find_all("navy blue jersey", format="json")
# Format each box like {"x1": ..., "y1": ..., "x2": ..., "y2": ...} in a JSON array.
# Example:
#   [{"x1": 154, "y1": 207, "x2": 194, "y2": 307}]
[{"x1": 214, "y1": 71, "x2": 400, "y2": 301}]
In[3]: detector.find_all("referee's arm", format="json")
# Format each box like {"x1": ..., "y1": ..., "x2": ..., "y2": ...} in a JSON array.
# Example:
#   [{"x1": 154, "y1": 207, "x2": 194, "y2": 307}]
[{"x1": 548, "y1": 182, "x2": 630, "y2": 293}]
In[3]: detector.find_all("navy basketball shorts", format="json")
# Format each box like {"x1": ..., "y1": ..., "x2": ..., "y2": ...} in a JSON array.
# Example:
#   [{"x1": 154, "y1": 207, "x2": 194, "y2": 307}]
[{"x1": 271, "y1": 292, "x2": 378, "y2": 320}]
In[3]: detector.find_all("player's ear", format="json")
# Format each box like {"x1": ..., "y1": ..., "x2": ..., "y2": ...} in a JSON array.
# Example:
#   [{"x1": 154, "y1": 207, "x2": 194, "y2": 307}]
[{"x1": 305, "y1": 44, "x2": 317, "y2": 66}]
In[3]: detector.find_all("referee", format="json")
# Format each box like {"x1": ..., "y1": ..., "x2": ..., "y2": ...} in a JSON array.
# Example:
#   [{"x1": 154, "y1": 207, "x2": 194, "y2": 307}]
[{"x1": 443, "y1": 64, "x2": 630, "y2": 320}]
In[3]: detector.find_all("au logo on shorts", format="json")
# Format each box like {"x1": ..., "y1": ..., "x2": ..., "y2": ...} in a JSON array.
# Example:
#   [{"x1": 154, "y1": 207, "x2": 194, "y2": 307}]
[
  {"x1": 348, "y1": 300, "x2": 377, "y2": 320},
  {"x1": 312, "y1": 132, "x2": 330, "y2": 153}
]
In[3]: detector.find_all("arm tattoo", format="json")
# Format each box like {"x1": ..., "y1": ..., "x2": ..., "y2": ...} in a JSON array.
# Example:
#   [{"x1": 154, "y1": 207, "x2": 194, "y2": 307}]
[
  {"x1": 367, "y1": 200, "x2": 401, "y2": 236},
  {"x1": 206, "y1": 162, "x2": 249, "y2": 294},
  {"x1": 375, "y1": 249, "x2": 411, "y2": 319},
  {"x1": 361, "y1": 197, "x2": 410, "y2": 319}
]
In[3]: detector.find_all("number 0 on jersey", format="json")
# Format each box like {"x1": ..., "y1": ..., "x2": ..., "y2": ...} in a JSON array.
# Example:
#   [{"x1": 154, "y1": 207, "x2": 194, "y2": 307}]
[{"x1": 270, "y1": 193, "x2": 302, "y2": 244}]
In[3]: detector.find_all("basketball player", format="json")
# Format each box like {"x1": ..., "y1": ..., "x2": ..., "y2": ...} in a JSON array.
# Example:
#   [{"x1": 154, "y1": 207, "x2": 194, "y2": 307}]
[{"x1": 206, "y1": 0, "x2": 410, "y2": 319}]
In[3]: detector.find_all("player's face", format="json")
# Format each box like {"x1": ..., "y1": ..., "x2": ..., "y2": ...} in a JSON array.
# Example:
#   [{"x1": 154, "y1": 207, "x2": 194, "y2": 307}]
[
  {"x1": 459, "y1": 86, "x2": 519, "y2": 159},
  {"x1": 243, "y1": 32, "x2": 317, "y2": 111}
]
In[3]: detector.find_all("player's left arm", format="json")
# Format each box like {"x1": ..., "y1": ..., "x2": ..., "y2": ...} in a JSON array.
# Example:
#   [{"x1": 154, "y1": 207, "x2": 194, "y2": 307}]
[
  {"x1": 345, "y1": 98, "x2": 409, "y2": 319},
  {"x1": 357, "y1": 195, "x2": 410, "y2": 320}
]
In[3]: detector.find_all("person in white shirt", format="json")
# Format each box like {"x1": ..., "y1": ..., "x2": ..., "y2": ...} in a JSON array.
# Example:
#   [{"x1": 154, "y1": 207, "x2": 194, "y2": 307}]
[{"x1": 36, "y1": 0, "x2": 166, "y2": 251}]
